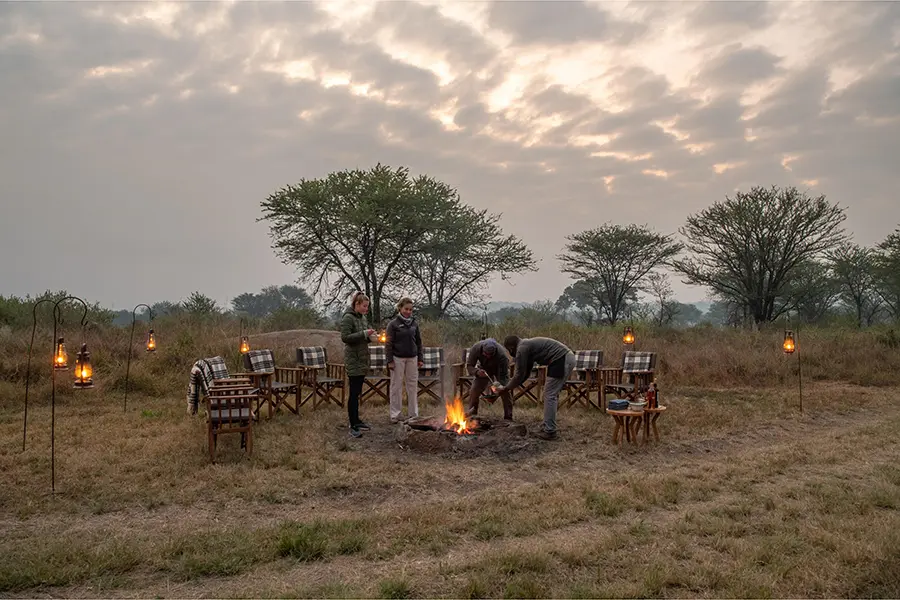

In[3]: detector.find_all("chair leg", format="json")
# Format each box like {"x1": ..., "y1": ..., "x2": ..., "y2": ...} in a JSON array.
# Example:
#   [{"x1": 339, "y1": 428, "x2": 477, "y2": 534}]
[
  {"x1": 246, "y1": 426, "x2": 253, "y2": 455},
  {"x1": 208, "y1": 426, "x2": 216, "y2": 462}
]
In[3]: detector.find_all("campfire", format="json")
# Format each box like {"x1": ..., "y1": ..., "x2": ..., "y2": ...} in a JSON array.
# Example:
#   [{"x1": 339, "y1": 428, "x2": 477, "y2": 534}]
[{"x1": 443, "y1": 396, "x2": 475, "y2": 435}]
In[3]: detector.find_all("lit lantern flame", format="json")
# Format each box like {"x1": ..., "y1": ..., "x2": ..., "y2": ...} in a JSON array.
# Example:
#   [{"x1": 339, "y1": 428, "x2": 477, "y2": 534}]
[
  {"x1": 378, "y1": 330, "x2": 387, "y2": 343},
  {"x1": 73, "y1": 343, "x2": 94, "y2": 389},
  {"x1": 54, "y1": 337, "x2": 68, "y2": 370},
  {"x1": 623, "y1": 326, "x2": 635, "y2": 345},
  {"x1": 239, "y1": 336, "x2": 250, "y2": 354},
  {"x1": 783, "y1": 330, "x2": 796, "y2": 354},
  {"x1": 444, "y1": 396, "x2": 473, "y2": 434},
  {"x1": 146, "y1": 329, "x2": 156, "y2": 352}
]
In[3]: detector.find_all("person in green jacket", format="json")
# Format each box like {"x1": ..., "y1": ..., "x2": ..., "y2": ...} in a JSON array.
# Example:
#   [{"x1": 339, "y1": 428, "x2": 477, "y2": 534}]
[{"x1": 341, "y1": 291, "x2": 377, "y2": 437}]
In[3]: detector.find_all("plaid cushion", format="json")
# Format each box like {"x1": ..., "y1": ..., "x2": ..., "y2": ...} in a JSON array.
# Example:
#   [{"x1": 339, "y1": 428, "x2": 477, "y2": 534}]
[
  {"x1": 574, "y1": 350, "x2": 602, "y2": 371},
  {"x1": 623, "y1": 351, "x2": 655, "y2": 373},
  {"x1": 297, "y1": 346, "x2": 327, "y2": 369},
  {"x1": 369, "y1": 345, "x2": 387, "y2": 369},
  {"x1": 421, "y1": 347, "x2": 444, "y2": 370},
  {"x1": 245, "y1": 349, "x2": 275, "y2": 373}
]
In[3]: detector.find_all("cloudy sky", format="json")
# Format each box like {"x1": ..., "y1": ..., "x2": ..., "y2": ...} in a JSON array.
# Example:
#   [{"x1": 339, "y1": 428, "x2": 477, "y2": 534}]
[{"x1": 1, "y1": 0, "x2": 898, "y2": 311}]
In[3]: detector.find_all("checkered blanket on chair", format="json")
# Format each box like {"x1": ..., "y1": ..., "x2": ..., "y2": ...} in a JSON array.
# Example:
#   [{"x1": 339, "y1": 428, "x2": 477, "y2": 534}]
[
  {"x1": 623, "y1": 351, "x2": 654, "y2": 373},
  {"x1": 245, "y1": 349, "x2": 275, "y2": 372},
  {"x1": 574, "y1": 350, "x2": 603, "y2": 371},
  {"x1": 369, "y1": 345, "x2": 388, "y2": 370},
  {"x1": 297, "y1": 346, "x2": 327, "y2": 369},
  {"x1": 186, "y1": 356, "x2": 229, "y2": 413},
  {"x1": 421, "y1": 347, "x2": 444, "y2": 370}
]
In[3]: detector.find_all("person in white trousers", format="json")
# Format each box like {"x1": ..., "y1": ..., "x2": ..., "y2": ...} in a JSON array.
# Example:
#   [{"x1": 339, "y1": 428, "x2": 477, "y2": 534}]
[{"x1": 385, "y1": 297, "x2": 424, "y2": 423}]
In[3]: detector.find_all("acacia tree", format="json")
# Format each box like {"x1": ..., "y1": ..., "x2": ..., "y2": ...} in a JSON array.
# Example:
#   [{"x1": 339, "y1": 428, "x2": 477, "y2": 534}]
[
  {"x1": 830, "y1": 244, "x2": 882, "y2": 327},
  {"x1": 232, "y1": 285, "x2": 314, "y2": 318},
  {"x1": 401, "y1": 204, "x2": 536, "y2": 319},
  {"x1": 674, "y1": 186, "x2": 847, "y2": 325},
  {"x1": 782, "y1": 260, "x2": 841, "y2": 324},
  {"x1": 875, "y1": 227, "x2": 900, "y2": 319},
  {"x1": 260, "y1": 165, "x2": 450, "y2": 322},
  {"x1": 557, "y1": 223, "x2": 682, "y2": 325}
]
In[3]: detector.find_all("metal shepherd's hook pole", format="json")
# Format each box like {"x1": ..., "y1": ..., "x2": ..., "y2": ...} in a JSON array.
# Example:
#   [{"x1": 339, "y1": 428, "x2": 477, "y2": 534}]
[
  {"x1": 123, "y1": 304, "x2": 153, "y2": 412},
  {"x1": 50, "y1": 295, "x2": 89, "y2": 494},
  {"x1": 23, "y1": 298, "x2": 54, "y2": 451},
  {"x1": 797, "y1": 324, "x2": 803, "y2": 414}
]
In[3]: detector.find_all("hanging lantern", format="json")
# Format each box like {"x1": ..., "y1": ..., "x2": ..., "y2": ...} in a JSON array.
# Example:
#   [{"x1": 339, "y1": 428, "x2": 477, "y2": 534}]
[
  {"x1": 73, "y1": 343, "x2": 94, "y2": 389},
  {"x1": 623, "y1": 326, "x2": 635, "y2": 345},
  {"x1": 239, "y1": 335, "x2": 250, "y2": 354},
  {"x1": 146, "y1": 328, "x2": 157, "y2": 352},
  {"x1": 378, "y1": 330, "x2": 387, "y2": 343},
  {"x1": 783, "y1": 330, "x2": 796, "y2": 354},
  {"x1": 53, "y1": 337, "x2": 68, "y2": 370}
]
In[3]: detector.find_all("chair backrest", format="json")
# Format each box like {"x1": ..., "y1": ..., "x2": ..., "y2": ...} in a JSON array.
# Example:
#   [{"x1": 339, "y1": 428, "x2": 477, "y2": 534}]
[
  {"x1": 296, "y1": 346, "x2": 327, "y2": 369},
  {"x1": 574, "y1": 350, "x2": 603, "y2": 371},
  {"x1": 369, "y1": 345, "x2": 388, "y2": 372},
  {"x1": 199, "y1": 356, "x2": 229, "y2": 389},
  {"x1": 243, "y1": 349, "x2": 275, "y2": 373},
  {"x1": 461, "y1": 348, "x2": 469, "y2": 365},
  {"x1": 421, "y1": 347, "x2": 444, "y2": 371},
  {"x1": 622, "y1": 351, "x2": 656, "y2": 373}
]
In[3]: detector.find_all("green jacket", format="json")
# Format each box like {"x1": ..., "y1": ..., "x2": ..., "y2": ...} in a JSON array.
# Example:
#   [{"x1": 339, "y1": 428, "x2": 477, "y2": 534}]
[{"x1": 340, "y1": 308, "x2": 370, "y2": 376}]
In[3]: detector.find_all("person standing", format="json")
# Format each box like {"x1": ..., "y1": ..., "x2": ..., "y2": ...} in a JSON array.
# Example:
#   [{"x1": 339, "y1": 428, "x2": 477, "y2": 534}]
[
  {"x1": 385, "y1": 297, "x2": 424, "y2": 423},
  {"x1": 494, "y1": 335, "x2": 575, "y2": 440},
  {"x1": 341, "y1": 291, "x2": 376, "y2": 438},
  {"x1": 464, "y1": 338, "x2": 513, "y2": 421}
]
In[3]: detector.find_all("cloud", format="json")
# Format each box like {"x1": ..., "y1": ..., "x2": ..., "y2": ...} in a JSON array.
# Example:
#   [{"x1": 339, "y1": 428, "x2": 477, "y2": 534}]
[{"x1": 0, "y1": 0, "x2": 898, "y2": 309}]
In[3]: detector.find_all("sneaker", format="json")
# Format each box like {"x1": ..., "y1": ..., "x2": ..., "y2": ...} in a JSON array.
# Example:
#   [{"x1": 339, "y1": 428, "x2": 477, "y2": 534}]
[
  {"x1": 349, "y1": 427, "x2": 362, "y2": 438},
  {"x1": 535, "y1": 429, "x2": 559, "y2": 441},
  {"x1": 356, "y1": 421, "x2": 372, "y2": 431},
  {"x1": 390, "y1": 418, "x2": 402, "y2": 424}
]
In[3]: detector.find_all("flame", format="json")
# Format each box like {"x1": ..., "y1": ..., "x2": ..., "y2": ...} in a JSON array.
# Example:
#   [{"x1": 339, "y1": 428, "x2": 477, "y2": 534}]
[{"x1": 444, "y1": 396, "x2": 473, "y2": 434}]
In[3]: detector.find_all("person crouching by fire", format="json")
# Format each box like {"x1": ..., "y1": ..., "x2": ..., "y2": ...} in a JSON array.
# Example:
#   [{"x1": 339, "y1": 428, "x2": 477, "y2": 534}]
[
  {"x1": 464, "y1": 337, "x2": 513, "y2": 421},
  {"x1": 493, "y1": 335, "x2": 575, "y2": 441},
  {"x1": 386, "y1": 297, "x2": 424, "y2": 423}
]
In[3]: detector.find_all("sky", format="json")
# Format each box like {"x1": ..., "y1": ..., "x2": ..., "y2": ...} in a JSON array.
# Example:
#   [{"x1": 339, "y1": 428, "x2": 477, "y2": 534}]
[{"x1": 1, "y1": 0, "x2": 899, "y2": 311}]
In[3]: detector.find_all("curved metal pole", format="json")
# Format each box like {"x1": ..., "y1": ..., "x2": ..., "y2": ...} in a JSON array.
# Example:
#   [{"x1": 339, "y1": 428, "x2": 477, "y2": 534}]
[
  {"x1": 50, "y1": 295, "x2": 88, "y2": 495},
  {"x1": 796, "y1": 323, "x2": 803, "y2": 414},
  {"x1": 23, "y1": 298, "x2": 55, "y2": 451},
  {"x1": 123, "y1": 304, "x2": 153, "y2": 412}
]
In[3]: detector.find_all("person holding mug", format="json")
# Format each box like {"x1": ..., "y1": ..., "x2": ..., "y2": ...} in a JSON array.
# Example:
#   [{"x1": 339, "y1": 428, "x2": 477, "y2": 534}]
[
  {"x1": 385, "y1": 297, "x2": 424, "y2": 423},
  {"x1": 341, "y1": 291, "x2": 378, "y2": 437}
]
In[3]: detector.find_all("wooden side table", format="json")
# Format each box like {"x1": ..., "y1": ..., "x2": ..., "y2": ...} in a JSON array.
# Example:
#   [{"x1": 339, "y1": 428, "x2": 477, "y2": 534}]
[
  {"x1": 638, "y1": 405, "x2": 667, "y2": 444},
  {"x1": 605, "y1": 408, "x2": 645, "y2": 445}
]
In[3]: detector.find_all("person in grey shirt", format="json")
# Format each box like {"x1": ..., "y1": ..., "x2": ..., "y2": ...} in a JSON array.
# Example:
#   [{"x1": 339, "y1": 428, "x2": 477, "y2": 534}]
[
  {"x1": 493, "y1": 335, "x2": 576, "y2": 440},
  {"x1": 464, "y1": 338, "x2": 513, "y2": 421}
]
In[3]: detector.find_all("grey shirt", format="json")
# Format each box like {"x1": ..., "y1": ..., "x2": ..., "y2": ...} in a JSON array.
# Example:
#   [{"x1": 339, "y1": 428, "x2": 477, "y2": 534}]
[
  {"x1": 465, "y1": 339, "x2": 510, "y2": 385},
  {"x1": 507, "y1": 337, "x2": 572, "y2": 389}
]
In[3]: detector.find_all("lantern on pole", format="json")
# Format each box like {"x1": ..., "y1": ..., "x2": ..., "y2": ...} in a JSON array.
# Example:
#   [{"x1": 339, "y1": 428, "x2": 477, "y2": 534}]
[
  {"x1": 53, "y1": 338, "x2": 68, "y2": 370},
  {"x1": 782, "y1": 327, "x2": 802, "y2": 413},
  {"x1": 146, "y1": 328, "x2": 157, "y2": 352},
  {"x1": 73, "y1": 343, "x2": 94, "y2": 389},
  {"x1": 239, "y1": 318, "x2": 250, "y2": 354},
  {"x1": 782, "y1": 330, "x2": 795, "y2": 354},
  {"x1": 623, "y1": 326, "x2": 635, "y2": 345}
]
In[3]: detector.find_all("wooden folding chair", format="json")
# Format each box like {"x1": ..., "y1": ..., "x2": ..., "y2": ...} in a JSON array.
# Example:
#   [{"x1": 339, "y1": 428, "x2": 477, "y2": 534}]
[
  {"x1": 186, "y1": 356, "x2": 252, "y2": 416},
  {"x1": 453, "y1": 348, "x2": 475, "y2": 399},
  {"x1": 241, "y1": 349, "x2": 302, "y2": 418},
  {"x1": 604, "y1": 351, "x2": 657, "y2": 401},
  {"x1": 562, "y1": 350, "x2": 604, "y2": 408},
  {"x1": 510, "y1": 362, "x2": 545, "y2": 406},
  {"x1": 361, "y1": 345, "x2": 391, "y2": 405},
  {"x1": 295, "y1": 346, "x2": 345, "y2": 409},
  {"x1": 206, "y1": 384, "x2": 256, "y2": 462},
  {"x1": 417, "y1": 347, "x2": 445, "y2": 403}
]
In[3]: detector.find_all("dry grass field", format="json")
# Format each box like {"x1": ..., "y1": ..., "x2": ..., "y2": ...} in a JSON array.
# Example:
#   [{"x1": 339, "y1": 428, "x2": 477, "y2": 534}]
[{"x1": 1, "y1": 320, "x2": 899, "y2": 598}]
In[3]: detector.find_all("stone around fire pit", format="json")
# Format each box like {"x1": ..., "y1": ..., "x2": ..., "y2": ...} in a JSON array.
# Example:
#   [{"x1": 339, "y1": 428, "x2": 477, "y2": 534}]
[{"x1": 395, "y1": 415, "x2": 528, "y2": 454}]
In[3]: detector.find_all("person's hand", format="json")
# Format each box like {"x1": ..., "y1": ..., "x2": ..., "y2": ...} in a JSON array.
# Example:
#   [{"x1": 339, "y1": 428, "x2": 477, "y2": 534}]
[
  {"x1": 492, "y1": 384, "x2": 505, "y2": 394},
  {"x1": 387, "y1": 362, "x2": 394, "y2": 369},
  {"x1": 418, "y1": 361, "x2": 424, "y2": 368},
  {"x1": 475, "y1": 368, "x2": 488, "y2": 378},
  {"x1": 366, "y1": 328, "x2": 376, "y2": 336}
]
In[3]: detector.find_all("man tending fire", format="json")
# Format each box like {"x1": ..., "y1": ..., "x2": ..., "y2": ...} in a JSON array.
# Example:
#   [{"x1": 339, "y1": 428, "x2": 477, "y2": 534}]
[{"x1": 464, "y1": 337, "x2": 513, "y2": 421}]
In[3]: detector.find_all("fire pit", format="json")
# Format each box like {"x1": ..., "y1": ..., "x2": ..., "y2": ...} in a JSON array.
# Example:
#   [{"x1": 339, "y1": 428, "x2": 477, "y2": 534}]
[{"x1": 394, "y1": 396, "x2": 528, "y2": 453}]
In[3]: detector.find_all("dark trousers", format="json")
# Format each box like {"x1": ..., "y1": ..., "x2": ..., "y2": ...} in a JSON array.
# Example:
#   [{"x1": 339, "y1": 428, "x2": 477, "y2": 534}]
[
  {"x1": 466, "y1": 374, "x2": 513, "y2": 420},
  {"x1": 347, "y1": 375, "x2": 364, "y2": 426}
]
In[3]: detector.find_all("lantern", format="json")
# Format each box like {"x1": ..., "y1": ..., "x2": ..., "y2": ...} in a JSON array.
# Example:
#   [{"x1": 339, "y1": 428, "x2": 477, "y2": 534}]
[
  {"x1": 146, "y1": 328, "x2": 156, "y2": 352},
  {"x1": 239, "y1": 335, "x2": 250, "y2": 354},
  {"x1": 53, "y1": 337, "x2": 68, "y2": 370},
  {"x1": 73, "y1": 343, "x2": 94, "y2": 389},
  {"x1": 623, "y1": 326, "x2": 635, "y2": 345},
  {"x1": 378, "y1": 330, "x2": 387, "y2": 343},
  {"x1": 783, "y1": 330, "x2": 796, "y2": 354}
]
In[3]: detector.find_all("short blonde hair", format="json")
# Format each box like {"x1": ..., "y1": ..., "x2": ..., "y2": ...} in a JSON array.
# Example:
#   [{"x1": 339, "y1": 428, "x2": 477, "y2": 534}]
[{"x1": 396, "y1": 297, "x2": 413, "y2": 312}]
